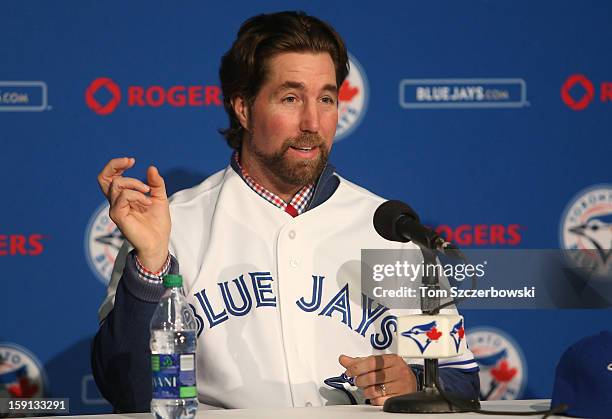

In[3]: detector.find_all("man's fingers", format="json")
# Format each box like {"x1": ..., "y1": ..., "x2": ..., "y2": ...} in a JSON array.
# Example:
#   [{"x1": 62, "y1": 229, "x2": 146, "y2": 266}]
[
  {"x1": 341, "y1": 354, "x2": 416, "y2": 404},
  {"x1": 100, "y1": 157, "x2": 135, "y2": 180},
  {"x1": 98, "y1": 157, "x2": 135, "y2": 195},
  {"x1": 147, "y1": 166, "x2": 167, "y2": 199},
  {"x1": 110, "y1": 189, "x2": 152, "y2": 217},
  {"x1": 354, "y1": 369, "x2": 386, "y2": 388},
  {"x1": 363, "y1": 379, "x2": 402, "y2": 401},
  {"x1": 354, "y1": 362, "x2": 413, "y2": 387},
  {"x1": 369, "y1": 396, "x2": 390, "y2": 407},
  {"x1": 344, "y1": 354, "x2": 399, "y2": 378},
  {"x1": 363, "y1": 382, "x2": 389, "y2": 400},
  {"x1": 109, "y1": 177, "x2": 151, "y2": 202},
  {"x1": 338, "y1": 354, "x2": 359, "y2": 368}
]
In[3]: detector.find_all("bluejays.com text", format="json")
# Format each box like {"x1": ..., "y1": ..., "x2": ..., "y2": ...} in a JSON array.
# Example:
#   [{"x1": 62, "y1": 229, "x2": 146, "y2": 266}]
[{"x1": 372, "y1": 261, "x2": 486, "y2": 282}]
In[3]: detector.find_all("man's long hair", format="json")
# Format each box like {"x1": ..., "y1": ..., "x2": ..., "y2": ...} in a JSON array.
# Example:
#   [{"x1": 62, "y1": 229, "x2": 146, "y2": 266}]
[{"x1": 219, "y1": 11, "x2": 349, "y2": 150}]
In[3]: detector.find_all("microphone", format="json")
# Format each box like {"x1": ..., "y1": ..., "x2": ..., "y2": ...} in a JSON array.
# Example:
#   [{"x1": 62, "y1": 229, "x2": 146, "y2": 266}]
[
  {"x1": 373, "y1": 201, "x2": 482, "y2": 414},
  {"x1": 373, "y1": 200, "x2": 464, "y2": 259}
]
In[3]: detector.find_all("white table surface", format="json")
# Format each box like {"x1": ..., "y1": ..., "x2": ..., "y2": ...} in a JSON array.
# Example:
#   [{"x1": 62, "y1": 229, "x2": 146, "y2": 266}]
[{"x1": 39, "y1": 400, "x2": 566, "y2": 419}]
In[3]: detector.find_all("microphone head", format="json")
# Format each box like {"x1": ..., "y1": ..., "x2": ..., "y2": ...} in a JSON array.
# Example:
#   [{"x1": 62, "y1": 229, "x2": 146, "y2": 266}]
[{"x1": 373, "y1": 200, "x2": 420, "y2": 242}]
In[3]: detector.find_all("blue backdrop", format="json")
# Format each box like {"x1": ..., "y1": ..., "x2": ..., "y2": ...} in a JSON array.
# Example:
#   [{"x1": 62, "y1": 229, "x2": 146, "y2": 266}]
[{"x1": 1, "y1": 0, "x2": 611, "y2": 414}]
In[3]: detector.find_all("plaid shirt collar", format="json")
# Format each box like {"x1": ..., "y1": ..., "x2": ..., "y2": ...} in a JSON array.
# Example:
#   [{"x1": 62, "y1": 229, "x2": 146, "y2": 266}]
[{"x1": 232, "y1": 152, "x2": 314, "y2": 217}]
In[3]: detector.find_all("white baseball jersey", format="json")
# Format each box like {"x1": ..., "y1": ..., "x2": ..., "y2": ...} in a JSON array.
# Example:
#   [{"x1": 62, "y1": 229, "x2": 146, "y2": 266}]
[{"x1": 101, "y1": 165, "x2": 478, "y2": 408}]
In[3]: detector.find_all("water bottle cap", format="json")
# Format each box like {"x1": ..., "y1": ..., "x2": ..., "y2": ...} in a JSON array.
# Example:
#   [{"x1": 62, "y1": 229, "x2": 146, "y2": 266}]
[{"x1": 163, "y1": 274, "x2": 183, "y2": 288}]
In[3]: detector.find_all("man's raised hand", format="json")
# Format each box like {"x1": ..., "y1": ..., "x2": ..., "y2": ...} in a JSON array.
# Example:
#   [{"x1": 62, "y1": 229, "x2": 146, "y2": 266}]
[{"x1": 97, "y1": 157, "x2": 171, "y2": 271}]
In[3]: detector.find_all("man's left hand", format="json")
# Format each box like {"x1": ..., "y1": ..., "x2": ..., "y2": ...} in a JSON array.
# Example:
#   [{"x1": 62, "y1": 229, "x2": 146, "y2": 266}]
[{"x1": 339, "y1": 354, "x2": 417, "y2": 406}]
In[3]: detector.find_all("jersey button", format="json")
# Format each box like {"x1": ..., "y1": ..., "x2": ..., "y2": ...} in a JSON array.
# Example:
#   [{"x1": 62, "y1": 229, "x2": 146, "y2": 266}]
[{"x1": 288, "y1": 230, "x2": 296, "y2": 239}]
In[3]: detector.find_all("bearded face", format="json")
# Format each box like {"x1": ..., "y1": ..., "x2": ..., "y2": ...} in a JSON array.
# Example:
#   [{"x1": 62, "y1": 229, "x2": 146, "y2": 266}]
[
  {"x1": 247, "y1": 131, "x2": 330, "y2": 186},
  {"x1": 237, "y1": 52, "x2": 338, "y2": 190}
]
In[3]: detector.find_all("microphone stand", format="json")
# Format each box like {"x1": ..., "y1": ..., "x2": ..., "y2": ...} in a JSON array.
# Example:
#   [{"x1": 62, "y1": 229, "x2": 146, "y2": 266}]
[{"x1": 383, "y1": 246, "x2": 480, "y2": 413}]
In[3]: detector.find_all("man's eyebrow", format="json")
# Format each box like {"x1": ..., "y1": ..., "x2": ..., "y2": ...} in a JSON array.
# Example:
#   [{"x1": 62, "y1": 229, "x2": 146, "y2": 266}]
[
  {"x1": 277, "y1": 81, "x2": 305, "y2": 91},
  {"x1": 275, "y1": 81, "x2": 338, "y2": 94},
  {"x1": 322, "y1": 83, "x2": 338, "y2": 94}
]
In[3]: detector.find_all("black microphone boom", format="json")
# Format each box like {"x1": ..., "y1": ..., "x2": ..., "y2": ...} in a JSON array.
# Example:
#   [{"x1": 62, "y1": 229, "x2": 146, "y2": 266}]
[{"x1": 373, "y1": 200, "x2": 464, "y2": 259}]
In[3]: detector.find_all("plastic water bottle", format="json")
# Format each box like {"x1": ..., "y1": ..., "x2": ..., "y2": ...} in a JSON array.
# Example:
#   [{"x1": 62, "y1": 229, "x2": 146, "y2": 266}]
[{"x1": 150, "y1": 274, "x2": 198, "y2": 419}]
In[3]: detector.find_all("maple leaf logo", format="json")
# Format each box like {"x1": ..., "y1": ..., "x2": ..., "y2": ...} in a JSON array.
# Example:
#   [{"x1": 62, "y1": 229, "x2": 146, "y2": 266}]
[
  {"x1": 458, "y1": 327, "x2": 465, "y2": 339},
  {"x1": 7, "y1": 376, "x2": 39, "y2": 398},
  {"x1": 491, "y1": 360, "x2": 517, "y2": 383},
  {"x1": 339, "y1": 80, "x2": 359, "y2": 102},
  {"x1": 426, "y1": 327, "x2": 442, "y2": 341}
]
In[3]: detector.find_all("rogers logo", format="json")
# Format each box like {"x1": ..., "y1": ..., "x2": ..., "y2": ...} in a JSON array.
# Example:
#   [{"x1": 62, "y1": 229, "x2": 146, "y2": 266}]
[
  {"x1": 561, "y1": 74, "x2": 595, "y2": 111},
  {"x1": 0, "y1": 234, "x2": 46, "y2": 256},
  {"x1": 86, "y1": 78, "x2": 121, "y2": 115},
  {"x1": 561, "y1": 74, "x2": 612, "y2": 111},
  {"x1": 85, "y1": 77, "x2": 222, "y2": 115},
  {"x1": 434, "y1": 224, "x2": 523, "y2": 246}
]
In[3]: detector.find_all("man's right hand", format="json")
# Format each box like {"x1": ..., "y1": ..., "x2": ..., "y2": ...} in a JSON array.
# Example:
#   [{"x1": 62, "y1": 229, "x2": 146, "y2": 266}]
[{"x1": 98, "y1": 157, "x2": 171, "y2": 272}]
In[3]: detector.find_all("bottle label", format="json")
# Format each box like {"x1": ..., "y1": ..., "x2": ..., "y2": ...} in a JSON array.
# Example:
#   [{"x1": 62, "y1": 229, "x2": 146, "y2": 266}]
[{"x1": 151, "y1": 353, "x2": 197, "y2": 399}]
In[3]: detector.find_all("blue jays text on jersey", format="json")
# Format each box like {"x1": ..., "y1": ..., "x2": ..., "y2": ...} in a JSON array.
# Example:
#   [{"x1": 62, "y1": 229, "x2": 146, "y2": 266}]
[{"x1": 190, "y1": 271, "x2": 398, "y2": 350}]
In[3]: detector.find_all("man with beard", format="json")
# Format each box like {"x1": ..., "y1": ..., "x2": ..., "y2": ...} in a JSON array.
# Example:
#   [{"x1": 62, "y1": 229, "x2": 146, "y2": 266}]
[{"x1": 92, "y1": 11, "x2": 479, "y2": 412}]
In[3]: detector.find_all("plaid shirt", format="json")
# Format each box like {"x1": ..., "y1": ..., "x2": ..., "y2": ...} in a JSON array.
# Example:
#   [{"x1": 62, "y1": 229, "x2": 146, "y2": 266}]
[
  {"x1": 135, "y1": 252, "x2": 171, "y2": 283},
  {"x1": 137, "y1": 152, "x2": 315, "y2": 281},
  {"x1": 233, "y1": 152, "x2": 314, "y2": 217}
]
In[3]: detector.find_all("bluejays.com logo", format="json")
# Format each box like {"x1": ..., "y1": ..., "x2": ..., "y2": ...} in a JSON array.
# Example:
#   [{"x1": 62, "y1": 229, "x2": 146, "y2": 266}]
[
  {"x1": 0, "y1": 343, "x2": 47, "y2": 399},
  {"x1": 468, "y1": 327, "x2": 526, "y2": 400},
  {"x1": 0, "y1": 81, "x2": 50, "y2": 112},
  {"x1": 85, "y1": 202, "x2": 124, "y2": 285},
  {"x1": 560, "y1": 184, "x2": 612, "y2": 278},
  {"x1": 334, "y1": 54, "x2": 368, "y2": 142}
]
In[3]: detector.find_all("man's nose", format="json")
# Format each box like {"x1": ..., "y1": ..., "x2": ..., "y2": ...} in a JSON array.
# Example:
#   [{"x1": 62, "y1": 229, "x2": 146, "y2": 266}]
[{"x1": 299, "y1": 100, "x2": 320, "y2": 133}]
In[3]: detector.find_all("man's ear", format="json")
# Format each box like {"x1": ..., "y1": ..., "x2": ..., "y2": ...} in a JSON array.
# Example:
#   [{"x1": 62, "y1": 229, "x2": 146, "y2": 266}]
[{"x1": 232, "y1": 97, "x2": 249, "y2": 130}]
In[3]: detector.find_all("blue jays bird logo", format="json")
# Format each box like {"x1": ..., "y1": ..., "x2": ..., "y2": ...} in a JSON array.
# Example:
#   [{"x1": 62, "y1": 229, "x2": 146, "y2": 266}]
[
  {"x1": 401, "y1": 321, "x2": 443, "y2": 354},
  {"x1": 569, "y1": 214, "x2": 612, "y2": 263},
  {"x1": 335, "y1": 54, "x2": 368, "y2": 142},
  {"x1": 560, "y1": 185, "x2": 612, "y2": 279},
  {"x1": 450, "y1": 318, "x2": 465, "y2": 353},
  {"x1": 324, "y1": 373, "x2": 360, "y2": 404},
  {"x1": 85, "y1": 202, "x2": 125, "y2": 285},
  {"x1": 467, "y1": 328, "x2": 526, "y2": 400},
  {"x1": 0, "y1": 343, "x2": 47, "y2": 400}
]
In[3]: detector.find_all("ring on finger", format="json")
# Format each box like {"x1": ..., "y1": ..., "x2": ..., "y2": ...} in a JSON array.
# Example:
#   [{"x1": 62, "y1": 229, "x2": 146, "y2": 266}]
[{"x1": 378, "y1": 383, "x2": 388, "y2": 397}]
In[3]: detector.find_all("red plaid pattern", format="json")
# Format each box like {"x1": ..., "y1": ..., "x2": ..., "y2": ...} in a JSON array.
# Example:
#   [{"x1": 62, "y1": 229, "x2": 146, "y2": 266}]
[
  {"x1": 234, "y1": 152, "x2": 314, "y2": 216},
  {"x1": 135, "y1": 253, "x2": 171, "y2": 283}
]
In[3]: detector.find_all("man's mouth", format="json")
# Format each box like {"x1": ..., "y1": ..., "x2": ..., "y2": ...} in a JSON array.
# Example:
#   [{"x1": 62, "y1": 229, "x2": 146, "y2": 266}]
[
  {"x1": 290, "y1": 145, "x2": 317, "y2": 152},
  {"x1": 286, "y1": 145, "x2": 321, "y2": 160}
]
